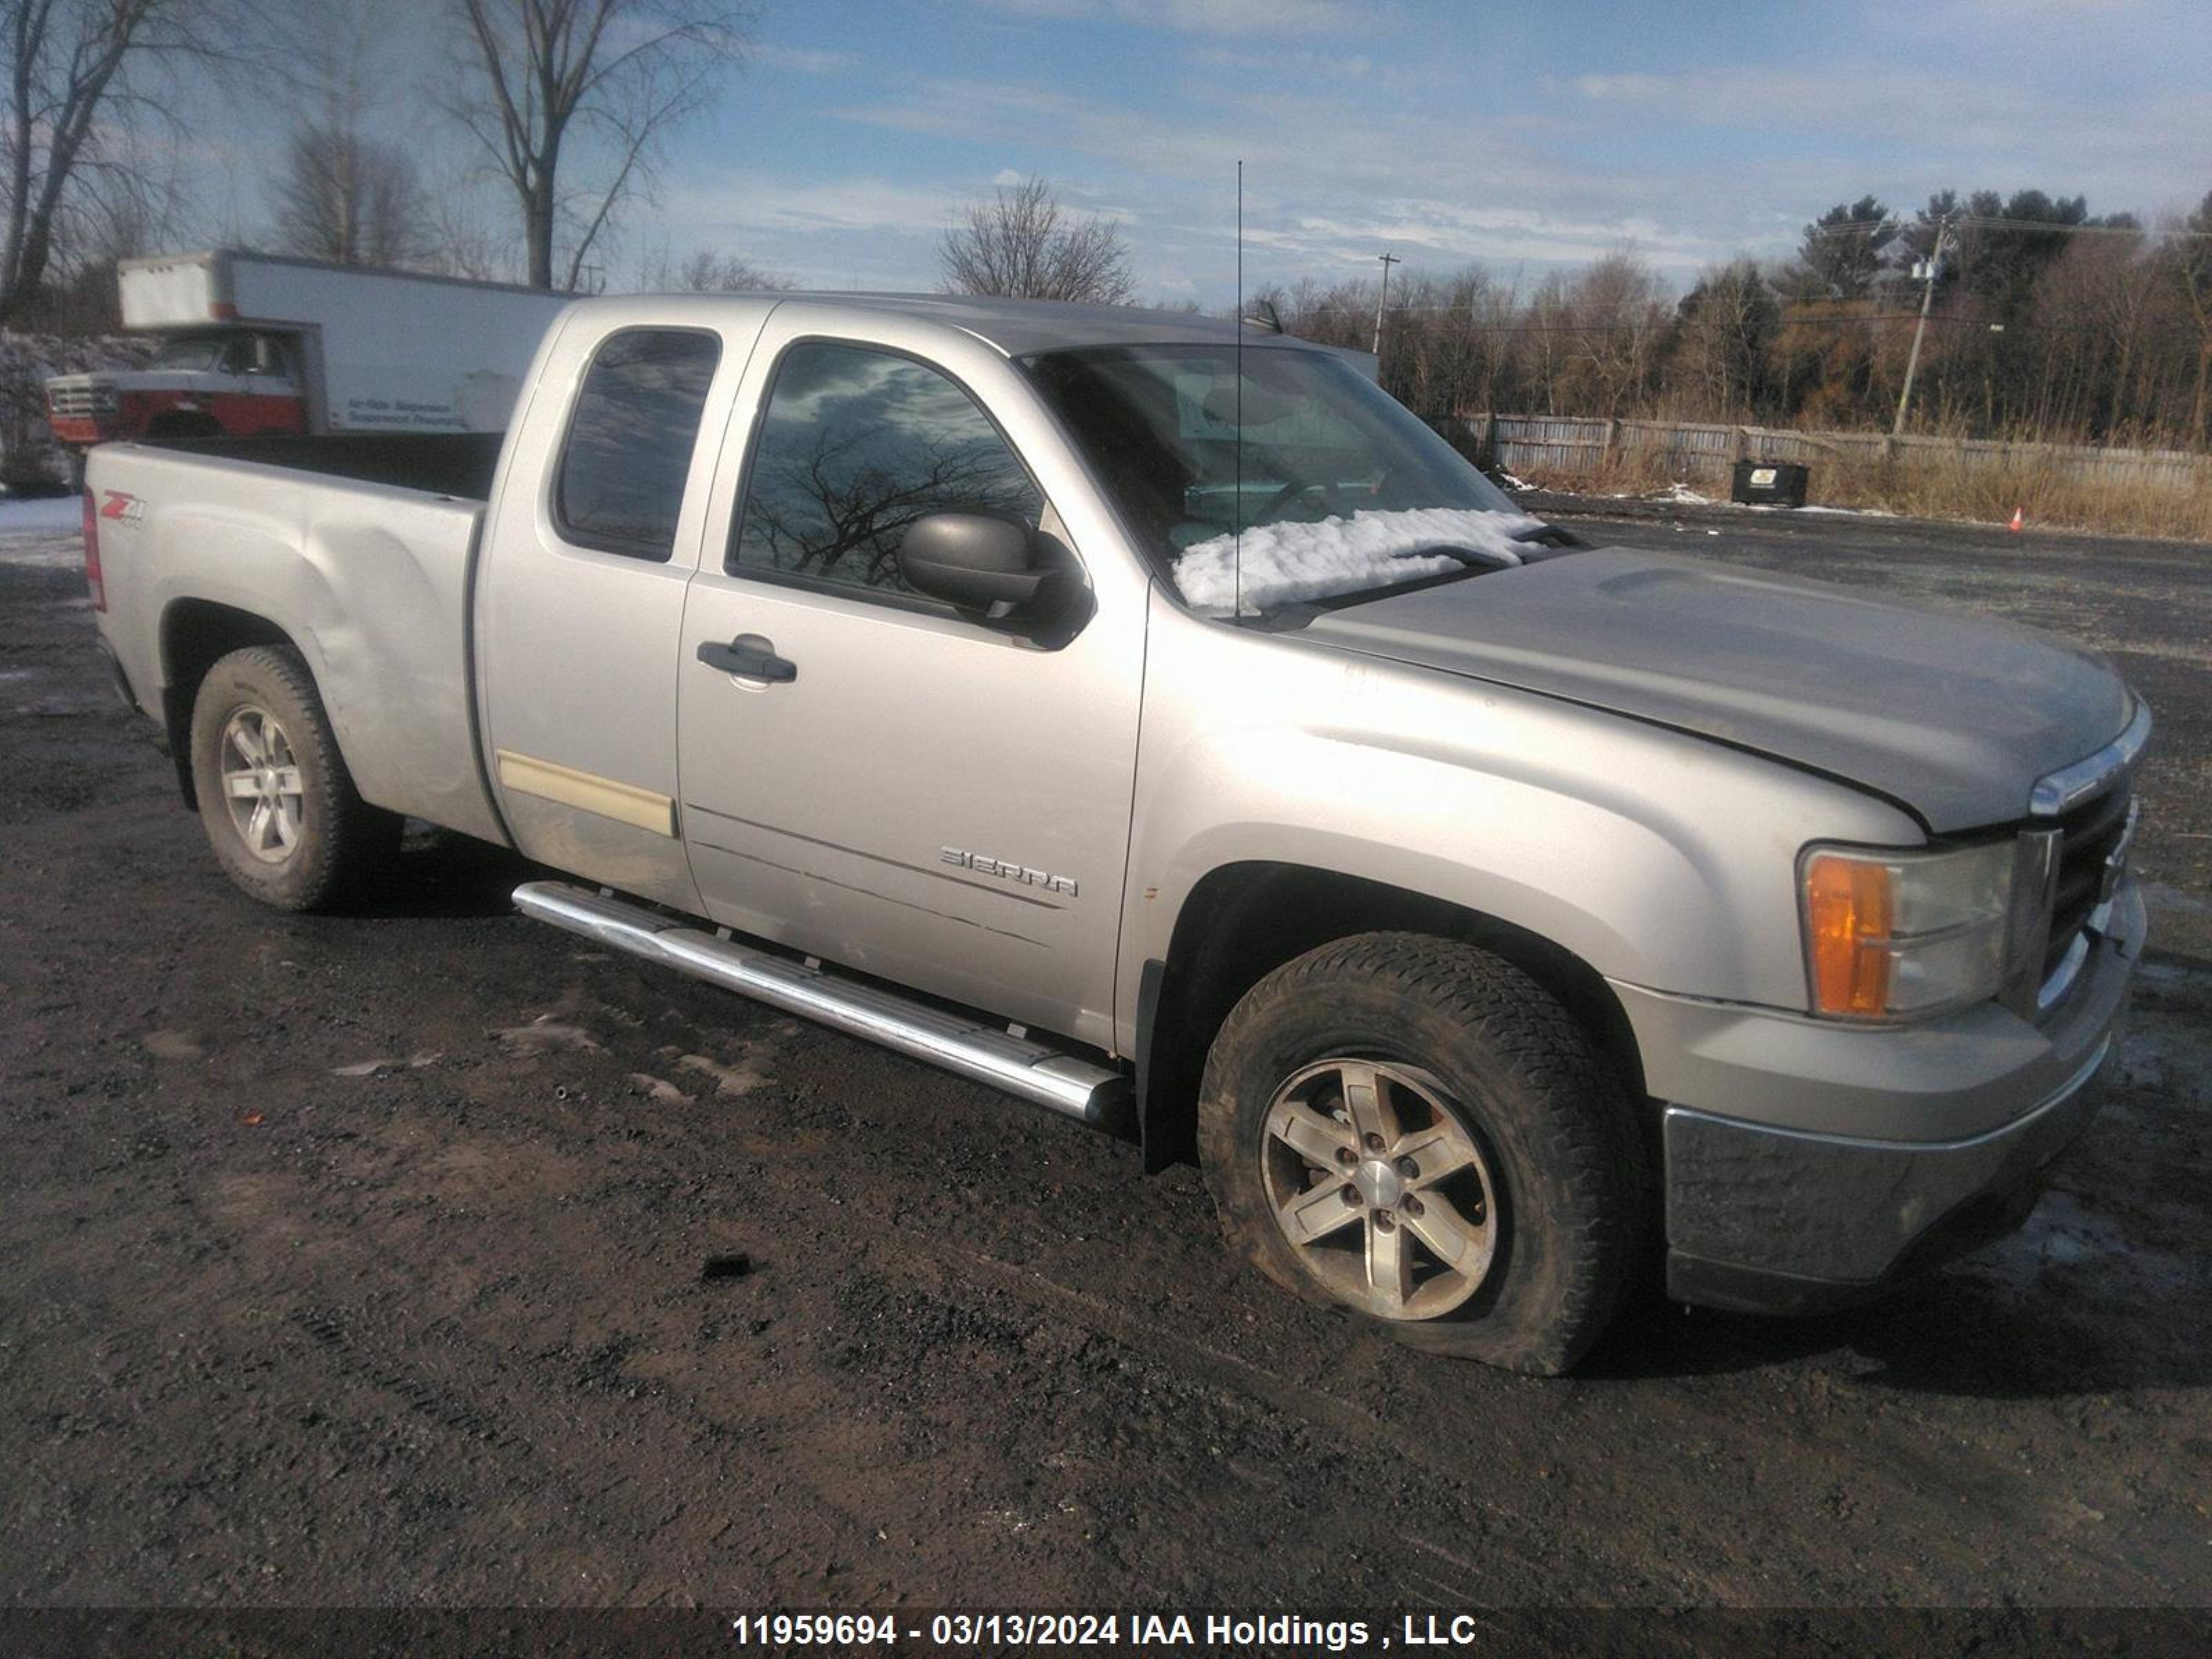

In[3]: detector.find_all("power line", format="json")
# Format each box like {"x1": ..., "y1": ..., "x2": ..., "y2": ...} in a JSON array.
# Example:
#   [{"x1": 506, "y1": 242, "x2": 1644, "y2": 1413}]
[{"x1": 1280, "y1": 308, "x2": 2166, "y2": 340}]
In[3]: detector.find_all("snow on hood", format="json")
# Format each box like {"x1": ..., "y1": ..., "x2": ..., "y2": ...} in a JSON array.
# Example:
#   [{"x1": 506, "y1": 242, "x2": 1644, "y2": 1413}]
[{"x1": 1170, "y1": 505, "x2": 1546, "y2": 615}]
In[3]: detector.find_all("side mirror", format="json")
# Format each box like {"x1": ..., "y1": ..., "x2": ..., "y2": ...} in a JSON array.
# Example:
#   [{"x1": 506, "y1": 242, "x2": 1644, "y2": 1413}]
[{"x1": 898, "y1": 513, "x2": 1050, "y2": 612}]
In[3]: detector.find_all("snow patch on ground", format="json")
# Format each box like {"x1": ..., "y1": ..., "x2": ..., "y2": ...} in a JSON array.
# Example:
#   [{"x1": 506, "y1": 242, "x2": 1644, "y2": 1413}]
[
  {"x1": 1171, "y1": 505, "x2": 1541, "y2": 615},
  {"x1": 0, "y1": 496, "x2": 83, "y2": 532},
  {"x1": 0, "y1": 494, "x2": 82, "y2": 567}
]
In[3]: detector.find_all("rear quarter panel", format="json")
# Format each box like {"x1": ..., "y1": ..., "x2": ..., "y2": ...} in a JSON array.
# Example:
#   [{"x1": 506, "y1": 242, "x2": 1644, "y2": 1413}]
[{"x1": 89, "y1": 444, "x2": 503, "y2": 842}]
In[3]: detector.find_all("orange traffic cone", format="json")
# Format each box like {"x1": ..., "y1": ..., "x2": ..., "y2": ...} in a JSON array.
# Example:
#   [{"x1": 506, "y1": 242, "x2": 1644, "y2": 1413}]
[{"x1": 2009, "y1": 506, "x2": 2025, "y2": 532}]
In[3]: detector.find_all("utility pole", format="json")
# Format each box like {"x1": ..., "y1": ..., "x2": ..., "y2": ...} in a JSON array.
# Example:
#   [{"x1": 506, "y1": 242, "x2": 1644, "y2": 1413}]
[
  {"x1": 1373, "y1": 250, "x2": 1400, "y2": 357},
  {"x1": 1893, "y1": 218, "x2": 1949, "y2": 438}
]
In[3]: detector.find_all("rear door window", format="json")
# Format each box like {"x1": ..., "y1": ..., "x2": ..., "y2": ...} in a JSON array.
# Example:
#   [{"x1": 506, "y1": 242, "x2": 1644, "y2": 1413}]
[{"x1": 556, "y1": 328, "x2": 722, "y2": 562}]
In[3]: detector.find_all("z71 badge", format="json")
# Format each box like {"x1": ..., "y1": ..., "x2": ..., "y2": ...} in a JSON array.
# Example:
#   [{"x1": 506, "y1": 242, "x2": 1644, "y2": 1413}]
[{"x1": 941, "y1": 847, "x2": 1078, "y2": 897}]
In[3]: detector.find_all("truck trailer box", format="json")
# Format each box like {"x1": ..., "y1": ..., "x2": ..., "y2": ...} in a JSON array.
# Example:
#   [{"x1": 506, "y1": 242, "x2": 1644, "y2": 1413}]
[{"x1": 116, "y1": 250, "x2": 571, "y2": 433}]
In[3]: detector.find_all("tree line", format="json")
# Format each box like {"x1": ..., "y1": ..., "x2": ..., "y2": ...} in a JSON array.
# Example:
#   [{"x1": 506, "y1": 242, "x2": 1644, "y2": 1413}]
[{"x1": 1258, "y1": 190, "x2": 2212, "y2": 450}]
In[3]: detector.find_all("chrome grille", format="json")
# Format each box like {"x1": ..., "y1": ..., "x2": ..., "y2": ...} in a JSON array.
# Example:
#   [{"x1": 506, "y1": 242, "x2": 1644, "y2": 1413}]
[{"x1": 2043, "y1": 779, "x2": 2134, "y2": 980}]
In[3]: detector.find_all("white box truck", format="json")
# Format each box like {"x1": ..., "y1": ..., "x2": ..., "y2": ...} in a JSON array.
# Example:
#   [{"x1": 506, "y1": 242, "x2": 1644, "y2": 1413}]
[{"x1": 44, "y1": 251, "x2": 571, "y2": 484}]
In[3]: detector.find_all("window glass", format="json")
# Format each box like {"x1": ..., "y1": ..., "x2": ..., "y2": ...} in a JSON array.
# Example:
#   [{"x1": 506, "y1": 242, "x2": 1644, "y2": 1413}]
[
  {"x1": 1024, "y1": 344, "x2": 1528, "y2": 616},
  {"x1": 556, "y1": 328, "x2": 722, "y2": 561},
  {"x1": 731, "y1": 341, "x2": 1042, "y2": 597}
]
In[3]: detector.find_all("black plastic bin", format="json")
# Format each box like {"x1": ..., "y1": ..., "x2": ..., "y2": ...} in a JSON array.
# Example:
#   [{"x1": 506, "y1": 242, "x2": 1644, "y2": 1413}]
[{"x1": 1730, "y1": 460, "x2": 1810, "y2": 507}]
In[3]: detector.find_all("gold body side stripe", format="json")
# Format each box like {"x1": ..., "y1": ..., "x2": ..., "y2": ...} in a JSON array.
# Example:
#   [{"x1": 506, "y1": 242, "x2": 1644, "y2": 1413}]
[{"x1": 495, "y1": 750, "x2": 676, "y2": 838}]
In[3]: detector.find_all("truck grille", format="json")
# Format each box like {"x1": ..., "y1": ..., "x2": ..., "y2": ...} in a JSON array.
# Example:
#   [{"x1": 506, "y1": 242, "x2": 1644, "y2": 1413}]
[
  {"x1": 2043, "y1": 778, "x2": 2134, "y2": 980},
  {"x1": 50, "y1": 384, "x2": 96, "y2": 416}
]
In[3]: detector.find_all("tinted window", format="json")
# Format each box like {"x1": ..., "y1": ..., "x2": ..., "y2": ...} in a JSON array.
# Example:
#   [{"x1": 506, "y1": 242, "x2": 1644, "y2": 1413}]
[
  {"x1": 731, "y1": 341, "x2": 1042, "y2": 597},
  {"x1": 556, "y1": 328, "x2": 722, "y2": 561}
]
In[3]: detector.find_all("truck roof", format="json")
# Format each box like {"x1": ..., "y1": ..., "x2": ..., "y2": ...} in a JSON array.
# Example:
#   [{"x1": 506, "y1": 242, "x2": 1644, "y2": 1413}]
[{"x1": 570, "y1": 290, "x2": 1330, "y2": 359}]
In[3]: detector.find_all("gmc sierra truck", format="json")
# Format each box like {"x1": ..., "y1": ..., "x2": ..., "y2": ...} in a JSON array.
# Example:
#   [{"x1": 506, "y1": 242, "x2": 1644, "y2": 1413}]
[{"x1": 82, "y1": 294, "x2": 2148, "y2": 1374}]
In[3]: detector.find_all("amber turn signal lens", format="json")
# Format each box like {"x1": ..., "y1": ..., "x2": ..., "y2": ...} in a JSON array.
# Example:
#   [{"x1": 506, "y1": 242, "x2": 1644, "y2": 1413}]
[{"x1": 1804, "y1": 852, "x2": 1895, "y2": 1016}]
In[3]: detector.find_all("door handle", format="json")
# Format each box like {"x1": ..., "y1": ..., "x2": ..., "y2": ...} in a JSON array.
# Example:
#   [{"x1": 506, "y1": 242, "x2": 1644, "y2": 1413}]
[{"x1": 697, "y1": 635, "x2": 797, "y2": 684}]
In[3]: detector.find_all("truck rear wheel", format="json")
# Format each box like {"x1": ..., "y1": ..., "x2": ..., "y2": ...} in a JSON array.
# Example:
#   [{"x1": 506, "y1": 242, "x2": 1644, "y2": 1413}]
[
  {"x1": 189, "y1": 646, "x2": 398, "y2": 911},
  {"x1": 1197, "y1": 932, "x2": 1644, "y2": 1375}
]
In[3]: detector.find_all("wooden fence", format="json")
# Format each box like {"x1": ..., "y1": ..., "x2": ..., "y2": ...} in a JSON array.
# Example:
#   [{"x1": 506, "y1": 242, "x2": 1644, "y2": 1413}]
[{"x1": 1456, "y1": 413, "x2": 2212, "y2": 494}]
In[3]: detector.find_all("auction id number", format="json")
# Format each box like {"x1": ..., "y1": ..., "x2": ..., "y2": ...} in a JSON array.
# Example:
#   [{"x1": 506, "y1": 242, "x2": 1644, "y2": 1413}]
[{"x1": 732, "y1": 1613, "x2": 1126, "y2": 1646}]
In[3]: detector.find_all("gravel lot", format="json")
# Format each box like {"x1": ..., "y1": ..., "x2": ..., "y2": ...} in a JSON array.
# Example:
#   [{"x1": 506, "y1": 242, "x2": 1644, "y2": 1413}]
[{"x1": 3, "y1": 494, "x2": 2208, "y2": 1631}]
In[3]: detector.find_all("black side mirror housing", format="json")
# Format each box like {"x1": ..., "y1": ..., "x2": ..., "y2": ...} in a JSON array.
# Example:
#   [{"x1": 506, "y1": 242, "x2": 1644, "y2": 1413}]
[{"x1": 898, "y1": 513, "x2": 1051, "y2": 612}]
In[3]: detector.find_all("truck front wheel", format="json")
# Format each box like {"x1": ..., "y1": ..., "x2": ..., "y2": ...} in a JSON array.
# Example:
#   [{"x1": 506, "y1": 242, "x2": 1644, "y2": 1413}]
[
  {"x1": 189, "y1": 646, "x2": 398, "y2": 911},
  {"x1": 1197, "y1": 932, "x2": 1645, "y2": 1374}
]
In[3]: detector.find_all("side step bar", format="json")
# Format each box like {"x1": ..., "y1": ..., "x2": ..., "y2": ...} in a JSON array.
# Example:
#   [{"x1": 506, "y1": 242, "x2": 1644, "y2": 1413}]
[{"x1": 512, "y1": 881, "x2": 1133, "y2": 1132}]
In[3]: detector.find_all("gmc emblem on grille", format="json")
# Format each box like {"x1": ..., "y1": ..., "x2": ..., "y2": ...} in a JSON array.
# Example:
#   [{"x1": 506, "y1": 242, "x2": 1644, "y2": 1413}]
[{"x1": 941, "y1": 847, "x2": 1078, "y2": 897}]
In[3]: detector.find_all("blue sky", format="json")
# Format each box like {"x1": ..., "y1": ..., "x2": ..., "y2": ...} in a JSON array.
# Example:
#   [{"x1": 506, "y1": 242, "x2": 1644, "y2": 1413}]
[
  {"x1": 185, "y1": 0, "x2": 2204, "y2": 302},
  {"x1": 640, "y1": 0, "x2": 2209, "y2": 301}
]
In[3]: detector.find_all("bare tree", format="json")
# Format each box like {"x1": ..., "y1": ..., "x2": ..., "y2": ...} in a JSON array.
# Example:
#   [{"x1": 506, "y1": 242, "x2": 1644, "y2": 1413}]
[
  {"x1": 442, "y1": 0, "x2": 753, "y2": 292},
  {"x1": 265, "y1": 1, "x2": 427, "y2": 267},
  {"x1": 672, "y1": 245, "x2": 779, "y2": 290},
  {"x1": 1556, "y1": 250, "x2": 1667, "y2": 418},
  {"x1": 0, "y1": 0, "x2": 233, "y2": 326},
  {"x1": 937, "y1": 175, "x2": 1135, "y2": 306},
  {"x1": 2166, "y1": 193, "x2": 2212, "y2": 444},
  {"x1": 272, "y1": 124, "x2": 427, "y2": 265}
]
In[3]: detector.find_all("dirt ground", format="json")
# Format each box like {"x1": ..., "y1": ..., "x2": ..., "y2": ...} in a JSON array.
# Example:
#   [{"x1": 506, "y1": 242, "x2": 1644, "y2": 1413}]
[{"x1": 2, "y1": 496, "x2": 2209, "y2": 1633}]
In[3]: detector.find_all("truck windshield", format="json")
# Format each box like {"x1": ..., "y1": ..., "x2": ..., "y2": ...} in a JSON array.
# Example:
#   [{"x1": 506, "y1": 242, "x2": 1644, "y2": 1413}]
[
  {"x1": 149, "y1": 336, "x2": 225, "y2": 371},
  {"x1": 1022, "y1": 343, "x2": 1541, "y2": 617}
]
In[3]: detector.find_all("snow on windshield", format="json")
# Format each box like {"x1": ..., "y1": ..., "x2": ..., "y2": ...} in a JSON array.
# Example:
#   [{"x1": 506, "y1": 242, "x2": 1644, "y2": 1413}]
[{"x1": 1170, "y1": 505, "x2": 1545, "y2": 616}]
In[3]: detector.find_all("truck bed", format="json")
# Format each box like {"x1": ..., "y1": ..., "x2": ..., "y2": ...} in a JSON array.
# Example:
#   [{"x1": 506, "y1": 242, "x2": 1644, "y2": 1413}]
[
  {"x1": 142, "y1": 432, "x2": 505, "y2": 503},
  {"x1": 88, "y1": 437, "x2": 506, "y2": 847}
]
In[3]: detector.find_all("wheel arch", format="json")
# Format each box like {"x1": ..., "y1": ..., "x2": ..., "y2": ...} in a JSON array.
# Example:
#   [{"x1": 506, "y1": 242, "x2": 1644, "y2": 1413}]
[
  {"x1": 157, "y1": 599, "x2": 308, "y2": 807},
  {"x1": 1133, "y1": 860, "x2": 1649, "y2": 1173}
]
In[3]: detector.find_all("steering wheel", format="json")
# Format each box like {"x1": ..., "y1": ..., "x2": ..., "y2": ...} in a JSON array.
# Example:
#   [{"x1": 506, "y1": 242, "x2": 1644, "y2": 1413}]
[{"x1": 1259, "y1": 480, "x2": 1331, "y2": 520}]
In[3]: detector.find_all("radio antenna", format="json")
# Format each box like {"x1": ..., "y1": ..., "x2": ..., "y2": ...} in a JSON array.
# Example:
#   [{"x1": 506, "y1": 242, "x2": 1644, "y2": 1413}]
[{"x1": 1234, "y1": 158, "x2": 1244, "y2": 622}]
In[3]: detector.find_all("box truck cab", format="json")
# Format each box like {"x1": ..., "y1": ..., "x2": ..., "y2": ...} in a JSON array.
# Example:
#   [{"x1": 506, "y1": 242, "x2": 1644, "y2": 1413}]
[{"x1": 45, "y1": 250, "x2": 570, "y2": 485}]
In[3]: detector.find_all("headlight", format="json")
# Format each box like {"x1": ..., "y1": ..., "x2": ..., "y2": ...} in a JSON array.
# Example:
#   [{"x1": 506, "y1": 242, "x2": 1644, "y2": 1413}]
[{"x1": 1799, "y1": 839, "x2": 2050, "y2": 1021}]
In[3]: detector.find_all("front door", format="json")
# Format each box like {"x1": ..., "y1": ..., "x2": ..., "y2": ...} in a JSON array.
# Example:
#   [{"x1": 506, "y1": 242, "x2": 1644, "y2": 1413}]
[{"x1": 676, "y1": 332, "x2": 1143, "y2": 1050}]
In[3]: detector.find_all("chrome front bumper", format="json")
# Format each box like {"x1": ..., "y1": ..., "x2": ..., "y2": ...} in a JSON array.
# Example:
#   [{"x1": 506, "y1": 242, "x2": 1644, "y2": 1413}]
[{"x1": 1628, "y1": 882, "x2": 2144, "y2": 1314}]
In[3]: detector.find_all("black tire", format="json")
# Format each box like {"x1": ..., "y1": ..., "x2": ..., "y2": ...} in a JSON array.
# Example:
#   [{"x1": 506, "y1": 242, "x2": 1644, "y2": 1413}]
[
  {"x1": 1198, "y1": 932, "x2": 1645, "y2": 1375},
  {"x1": 189, "y1": 646, "x2": 399, "y2": 911}
]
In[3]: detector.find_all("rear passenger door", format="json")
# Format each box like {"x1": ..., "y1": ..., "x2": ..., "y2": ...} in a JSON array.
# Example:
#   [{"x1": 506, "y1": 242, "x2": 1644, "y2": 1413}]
[
  {"x1": 676, "y1": 320, "x2": 1146, "y2": 1051},
  {"x1": 478, "y1": 312, "x2": 765, "y2": 912}
]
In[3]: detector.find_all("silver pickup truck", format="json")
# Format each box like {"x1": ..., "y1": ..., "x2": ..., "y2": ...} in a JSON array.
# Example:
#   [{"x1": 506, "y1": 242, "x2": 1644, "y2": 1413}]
[{"x1": 83, "y1": 294, "x2": 2148, "y2": 1373}]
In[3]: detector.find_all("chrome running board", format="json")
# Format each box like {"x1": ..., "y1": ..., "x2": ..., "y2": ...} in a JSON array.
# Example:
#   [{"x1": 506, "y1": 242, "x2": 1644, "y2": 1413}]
[{"x1": 512, "y1": 881, "x2": 1132, "y2": 1132}]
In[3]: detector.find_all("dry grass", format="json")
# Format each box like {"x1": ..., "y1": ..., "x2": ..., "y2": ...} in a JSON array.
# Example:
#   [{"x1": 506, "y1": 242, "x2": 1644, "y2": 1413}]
[
  {"x1": 1812, "y1": 447, "x2": 2212, "y2": 542},
  {"x1": 1514, "y1": 440, "x2": 2212, "y2": 543}
]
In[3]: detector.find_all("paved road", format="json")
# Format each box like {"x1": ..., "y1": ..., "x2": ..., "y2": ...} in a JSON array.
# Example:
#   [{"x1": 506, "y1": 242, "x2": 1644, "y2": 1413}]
[{"x1": 3, "y1": 499, "x2": 2208, "y2": 1623}]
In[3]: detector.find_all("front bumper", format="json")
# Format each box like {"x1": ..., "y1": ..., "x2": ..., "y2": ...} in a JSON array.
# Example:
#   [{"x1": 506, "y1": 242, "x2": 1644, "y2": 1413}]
[
  {"x1": 1613, "y1": 882, "x2": 2144, "y2": 1314},
  {"x1": 48, "y1": 415, "x2": 113, "y2": 446}
]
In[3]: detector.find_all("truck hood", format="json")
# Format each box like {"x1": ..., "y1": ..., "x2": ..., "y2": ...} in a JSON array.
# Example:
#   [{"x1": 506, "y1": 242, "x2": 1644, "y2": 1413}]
[{"x1": 1301, "y1": 545, "x2": 2133, "y2": 832}]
